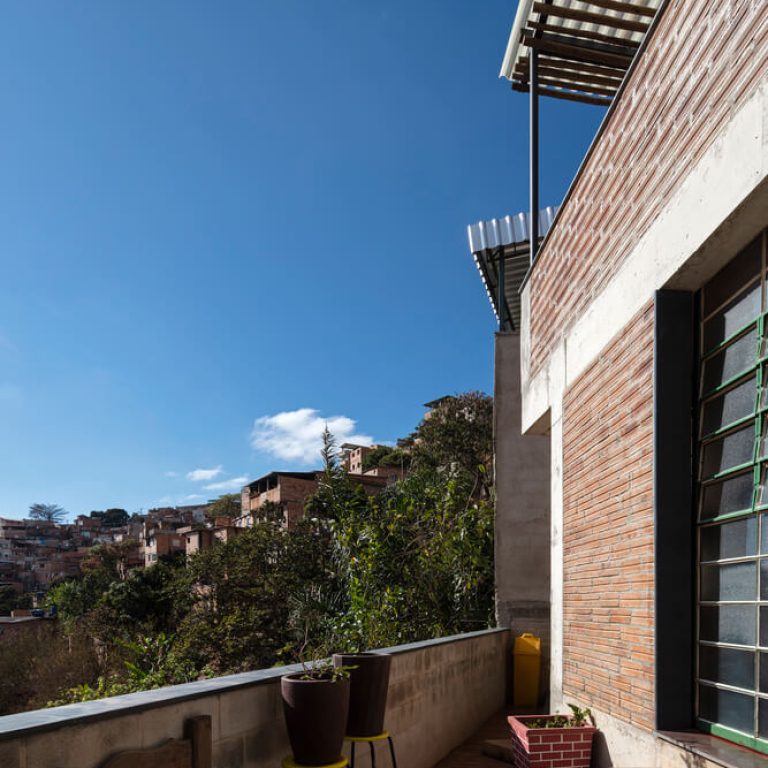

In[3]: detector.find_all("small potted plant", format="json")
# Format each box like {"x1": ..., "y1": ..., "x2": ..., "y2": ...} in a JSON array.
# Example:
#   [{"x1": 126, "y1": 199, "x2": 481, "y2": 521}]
[
  {"x1": 282, "y1": 646, "x2": 352, "y2": 766},
  {"x1": 507, "y1": 704, "x2": 596, "y2": 768}
]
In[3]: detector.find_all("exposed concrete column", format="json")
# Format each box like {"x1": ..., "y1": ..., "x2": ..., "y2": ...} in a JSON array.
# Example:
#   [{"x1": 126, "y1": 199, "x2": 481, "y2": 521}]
[
  {"x1": 547, "y1": 341, "x2": 566, "y2": 713},
  {"x1": 494, "y1": 332, "x2": 551, "y2": 700}
]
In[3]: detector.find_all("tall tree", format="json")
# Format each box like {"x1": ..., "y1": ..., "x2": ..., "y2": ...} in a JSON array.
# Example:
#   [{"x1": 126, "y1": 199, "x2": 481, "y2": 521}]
[
  {"x1": 28, "y1": 503, "x2": 66, "y2": 524},
  {"x1": 413, "y1": 392, "x2": 494, "y2": 493}
]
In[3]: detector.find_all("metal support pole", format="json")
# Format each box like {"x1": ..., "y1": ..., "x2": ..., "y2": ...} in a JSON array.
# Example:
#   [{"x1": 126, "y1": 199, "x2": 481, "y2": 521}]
[
  {"x1": 530, "y1": 48, "x2": 539, "y2": 265},
  {"x1": 497, "y1": 247, "x2": 506, "y2": 331}
]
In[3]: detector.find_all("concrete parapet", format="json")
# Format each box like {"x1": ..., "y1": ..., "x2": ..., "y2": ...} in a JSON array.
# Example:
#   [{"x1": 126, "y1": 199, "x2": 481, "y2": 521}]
[{"x1": 0, "y1": 628, "x2": 509, "y2": 768}]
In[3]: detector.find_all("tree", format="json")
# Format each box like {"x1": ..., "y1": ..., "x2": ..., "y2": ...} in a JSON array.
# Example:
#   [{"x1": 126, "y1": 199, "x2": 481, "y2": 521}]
[
  {"x1": 413, "y1": 392, "x2": 494, "y2": 493},
  {"x1": 206, "y1": 494, "x2": 241, "y2": 520},
  {"x1": 28, "y1": 503, "x2": 66, "y2": 523},
  {"x1": 331, "y1": 464, "x2": 494, "y2": 651},
  {"x1": 0, "y1": 586, "x2": 30, "y2": 616},
  {"x1": 175, "y1": 516, "x2": 341, "y2": 674},
  {"x1": 361, "y1": 445, "x2": 411, "y2": 473},
  {"x1": 102, "y1": 508, "x2": 129, "y2": 527}
]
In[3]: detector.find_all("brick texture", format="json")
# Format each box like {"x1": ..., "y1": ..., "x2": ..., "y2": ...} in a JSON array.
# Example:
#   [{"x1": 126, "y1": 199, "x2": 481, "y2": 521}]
[
  {"x1": 508, "y1": 716, "x2": 596, "y2": 768},
  {"x1": 561, "y1": 302, "x2": 655, "y2": 730},
  {"x1": 528, "y1": 0, "x2": 768, "y2": 376}
]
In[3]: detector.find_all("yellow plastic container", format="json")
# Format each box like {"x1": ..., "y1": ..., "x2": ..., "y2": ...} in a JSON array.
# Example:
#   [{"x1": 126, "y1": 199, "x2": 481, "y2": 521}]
[{"x1": 513, "y1": 633, "x2": 541, "y2": 709}]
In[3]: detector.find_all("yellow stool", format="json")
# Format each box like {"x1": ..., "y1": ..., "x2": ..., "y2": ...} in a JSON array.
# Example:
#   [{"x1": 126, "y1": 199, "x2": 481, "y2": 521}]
[
  {"x1": 282, "y1": 757, "x2": 348, "y2": 768},
  {"x1": 344, "y1": 732, "x2": 397, "y2": 768}
]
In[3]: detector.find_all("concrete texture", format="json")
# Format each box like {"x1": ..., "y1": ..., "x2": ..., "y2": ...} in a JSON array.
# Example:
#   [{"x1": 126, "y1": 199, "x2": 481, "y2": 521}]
[
  {"x1": 0, "y1": 629, "x2": 509, "y2": 768},
  {"x1": 493, "y1": 332, "x2": 550, "y2": 701}
]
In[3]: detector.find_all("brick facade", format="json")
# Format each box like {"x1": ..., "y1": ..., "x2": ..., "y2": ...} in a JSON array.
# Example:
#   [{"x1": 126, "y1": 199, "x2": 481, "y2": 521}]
[
  {"x1": 561, "y1": 302, "x2": 655, "y2": 730},
  {"x1": 528, "y1": 0, "x2": 768, "y2": 376}
]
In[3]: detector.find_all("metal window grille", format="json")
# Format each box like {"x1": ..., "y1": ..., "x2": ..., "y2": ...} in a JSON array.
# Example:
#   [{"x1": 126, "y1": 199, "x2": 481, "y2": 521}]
[{"x1": 696, "y1": 229, "x2": 768, "y2": 753}]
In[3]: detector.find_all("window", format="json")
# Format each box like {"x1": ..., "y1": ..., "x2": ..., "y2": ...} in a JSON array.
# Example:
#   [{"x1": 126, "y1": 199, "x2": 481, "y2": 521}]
[{"x1": 697, "y1": 231, "x2": 768, "y2": 752}]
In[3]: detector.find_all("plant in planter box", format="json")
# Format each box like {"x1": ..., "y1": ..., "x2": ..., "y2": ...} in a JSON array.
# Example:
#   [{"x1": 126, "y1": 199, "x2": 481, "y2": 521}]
[
  {"x1": 507, "y1": 704, "x2": 597, "y2": 768},
  {"x1": 282, "y1": 646, "x2": 355, "y2": 766}
]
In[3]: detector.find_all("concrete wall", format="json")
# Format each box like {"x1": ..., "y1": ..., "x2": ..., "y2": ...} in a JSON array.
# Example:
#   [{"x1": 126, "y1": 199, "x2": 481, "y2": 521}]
[
  {"x1": 493, "y1": 332, "x2": 550, "y2": 701},
  {"x1": 0, "y1": 628, "x2": 509, "y2": 768}
]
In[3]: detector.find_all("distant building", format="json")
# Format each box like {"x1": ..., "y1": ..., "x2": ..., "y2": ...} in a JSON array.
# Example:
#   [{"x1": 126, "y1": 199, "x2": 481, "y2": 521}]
[
  {"x1": 239, "y1": 470, "x2": 388, "y2": 529},
  {"x1": 340, "y1": 443, "x2": 374, "y2": 474},
  {"x1": 143, "y1": 530, "x2": 186, "y2": 566},
  {"x1": 341, "y1": 443, "x2": 406, "y2": 482},
  {"x1": 179, "y1": 517, "x2": 239, "y2": 557}
]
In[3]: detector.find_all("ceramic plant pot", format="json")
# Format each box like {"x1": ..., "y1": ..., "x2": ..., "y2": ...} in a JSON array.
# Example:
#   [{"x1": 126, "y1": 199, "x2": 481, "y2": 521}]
[
  {"x1": 281, "y1": 672, "x2": 350, "y2": 766},
  {"x1": 333, "y1": 652, "x2": 392, "y2": 737}
]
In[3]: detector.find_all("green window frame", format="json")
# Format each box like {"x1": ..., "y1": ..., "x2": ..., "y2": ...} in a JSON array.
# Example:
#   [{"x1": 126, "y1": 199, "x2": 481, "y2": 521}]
[{"x1": 696, "y1": 229, "x2": 768, "y2": 753}]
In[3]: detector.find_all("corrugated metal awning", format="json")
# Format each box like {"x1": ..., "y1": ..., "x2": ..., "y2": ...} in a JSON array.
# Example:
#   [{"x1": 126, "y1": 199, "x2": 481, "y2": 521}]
[
  {"x1": 468, "y1": 207, "x2": 559, "y2": 330},
  {"x1": 500, "y1": 0, "x2": 661, "y2": 106}
]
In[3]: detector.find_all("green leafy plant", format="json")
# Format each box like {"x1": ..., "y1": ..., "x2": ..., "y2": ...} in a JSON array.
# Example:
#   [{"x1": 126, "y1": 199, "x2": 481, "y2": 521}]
[{"x1": 525, "y1": 704, "x2": 595, "y2": 729}]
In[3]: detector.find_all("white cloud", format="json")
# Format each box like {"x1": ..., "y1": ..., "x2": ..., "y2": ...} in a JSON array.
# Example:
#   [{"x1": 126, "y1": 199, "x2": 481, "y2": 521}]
[
  {"x1": 204, "y1": 476, "x2": 249, "y2": 492},
  {"x1": 181, "y1": 494, "x2": 203, "y2": 501},
  {"x1": 187, "y1": 466, "x2": 223, "y2": 482},
  {"x1": 164, "y1": 471, "x2": 178, "y2": 478},
  {"x1": 250, "y1": 408, "x2": 373, "y2": 465}
]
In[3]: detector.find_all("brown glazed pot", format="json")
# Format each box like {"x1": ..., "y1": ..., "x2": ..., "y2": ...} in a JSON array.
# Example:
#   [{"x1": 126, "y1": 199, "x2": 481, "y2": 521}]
[
  {"x1": 281, "y1": 673, "x2": 350, "y2": 766},
  {"x1": 333, "y1": 653, "x2": 392, "y2": 737}
]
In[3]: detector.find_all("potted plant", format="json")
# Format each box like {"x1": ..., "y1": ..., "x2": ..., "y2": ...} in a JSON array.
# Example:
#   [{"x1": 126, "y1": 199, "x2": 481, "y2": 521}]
[
  {"x1": 507, "y1": 704, "x2": 596, "y2": 768},
  {"x1": 282, "y1": 657, "x2": 351, "y2": 766},
  {"x1": 332, "y1": 651, "x2": 392, "y2": 737},
  {"x1": 282, "y1": 660, "x2": 351, "y2": 766}
]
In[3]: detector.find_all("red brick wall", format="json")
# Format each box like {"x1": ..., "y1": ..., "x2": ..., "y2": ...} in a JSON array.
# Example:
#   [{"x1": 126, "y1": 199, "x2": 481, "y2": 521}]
[
  {"x1": 561, "y1": 302, "x2": 655, "y2": 730},
  {"x1": 529, "y1": 0, "x2": 768, "y2": 376}
]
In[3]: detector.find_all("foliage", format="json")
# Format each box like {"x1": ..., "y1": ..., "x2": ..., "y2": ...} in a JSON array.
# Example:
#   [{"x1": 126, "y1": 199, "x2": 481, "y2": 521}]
[
  {"x1": 46, "y1": 551, "x2": 187, "y2": 639},
  {"x1": 89, "y1": 508, "x2": 130, "y2": 527},
  {"x1": 304, "y1": 427, "x2": 369, "y2": 523},
  {"x1": 0, "y1": 624, "x2": 100, "y2": 715},
  {"x1": 0, "y1": 586, "x2": 31, "y2": 616},
  {"x1": 206, "y1": 493, "x2": 241, "y2": 519},
  {"x1": 176, "y1": 516, "x2": 342, "y2": 675},
  {"x1": 525, "y1": 705, "x2": 596, "y2": 729},
  {"x1": 330, "y1": 464, "x2": 495, "y2": 651},
  {"x1": 28, "y1": 393, "x2": 495, "y2": 710},
  {"x1": 28, "y1": 503, "x2": 67, "y2": 523},
  {"x1": 413, "y1": 392, "x2": 493, "y2": 493},
  {"x1": 361, "y1": 445, "x2": 411, "y2": 473},
  {"x1": 48, "y1": 632, "x2": 201, "y2": 707}
]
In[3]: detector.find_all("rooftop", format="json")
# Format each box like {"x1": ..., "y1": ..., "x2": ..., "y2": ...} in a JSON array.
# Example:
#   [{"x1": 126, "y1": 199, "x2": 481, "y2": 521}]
[
  {"x1": 468, "y1": 207, "x2": 559, "y2": 330},
  {"x1": 499, "y1": 0, "x2": 662, "y2": 106}
]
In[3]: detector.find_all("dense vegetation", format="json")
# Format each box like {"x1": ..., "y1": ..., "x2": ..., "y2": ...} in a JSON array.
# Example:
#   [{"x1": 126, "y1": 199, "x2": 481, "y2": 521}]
[{"x1": 0, "y1": 392, "x2": 495, "y2": 714}]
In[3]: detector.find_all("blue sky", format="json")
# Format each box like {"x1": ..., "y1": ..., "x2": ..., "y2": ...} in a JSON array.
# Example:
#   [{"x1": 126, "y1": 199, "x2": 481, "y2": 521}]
[{"x1": 0, "y1": 2, "x2": 603, "y2": 518}]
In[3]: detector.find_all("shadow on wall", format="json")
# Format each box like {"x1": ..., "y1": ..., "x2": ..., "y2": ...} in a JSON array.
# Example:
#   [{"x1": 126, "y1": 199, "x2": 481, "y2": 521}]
[
  {"x1": 593, "y1": 732, "x2": 715, "y2": 768},
  {"x1": 591, "y1": 731, "x2": 613, "y2": 767}
]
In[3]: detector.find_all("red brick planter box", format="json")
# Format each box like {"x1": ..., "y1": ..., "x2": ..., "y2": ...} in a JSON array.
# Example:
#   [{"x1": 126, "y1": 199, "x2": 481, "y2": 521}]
[{"x1": 507, "y1": 715, "x2": 596, "y2": 768}]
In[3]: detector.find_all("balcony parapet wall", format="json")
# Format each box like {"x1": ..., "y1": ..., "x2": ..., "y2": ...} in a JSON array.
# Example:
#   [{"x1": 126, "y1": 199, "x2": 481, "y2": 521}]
[{"x1": 0, "y1": 627, "x2": 509, "y2": 768}]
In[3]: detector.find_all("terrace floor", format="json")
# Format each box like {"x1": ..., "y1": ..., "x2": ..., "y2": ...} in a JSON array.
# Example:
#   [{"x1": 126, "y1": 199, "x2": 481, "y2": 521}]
[{"x1": 431, "y1": 709, "x2": 514, "y2": 768}]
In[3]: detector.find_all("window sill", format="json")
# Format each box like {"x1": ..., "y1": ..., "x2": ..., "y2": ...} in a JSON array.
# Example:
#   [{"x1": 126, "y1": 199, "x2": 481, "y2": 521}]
[{"x1": 656, "y1": 731, "x2": 768, "y2": 768}]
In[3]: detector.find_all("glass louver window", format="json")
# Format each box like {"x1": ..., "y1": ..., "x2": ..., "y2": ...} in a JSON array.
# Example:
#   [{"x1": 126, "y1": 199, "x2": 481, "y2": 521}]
[{"x1": 697, "y1": 231, "x2": 768, "y2": 754}]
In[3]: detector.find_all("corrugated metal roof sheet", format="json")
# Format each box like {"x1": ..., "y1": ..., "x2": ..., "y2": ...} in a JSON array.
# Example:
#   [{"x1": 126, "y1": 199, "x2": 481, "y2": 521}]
[
  {"x1": 467, "y1": 207, "x2": 559, "y2": 254},
  {"x1": 468, "y1": 207, "x2": 559, "y2": 330}
]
